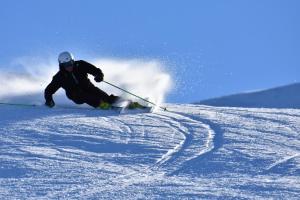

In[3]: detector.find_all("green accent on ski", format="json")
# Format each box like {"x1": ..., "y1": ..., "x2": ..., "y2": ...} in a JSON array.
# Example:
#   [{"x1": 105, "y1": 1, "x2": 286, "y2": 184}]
[
  {"x1": 98, "y1": 102, "x2": 111, "y2": 110},
  {"x1": 128, "y1": 102, "x2": 145, "y2": 109}
]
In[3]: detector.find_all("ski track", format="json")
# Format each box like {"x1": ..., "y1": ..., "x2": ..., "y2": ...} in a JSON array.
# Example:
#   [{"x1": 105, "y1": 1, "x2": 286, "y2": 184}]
[{"x1": 0, "y1": 104, "x2": 299, "y2": 199}]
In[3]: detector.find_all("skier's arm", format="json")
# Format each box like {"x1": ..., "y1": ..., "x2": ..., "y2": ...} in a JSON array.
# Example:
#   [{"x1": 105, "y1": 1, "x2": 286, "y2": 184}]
[
  {"x1": 79, "y1": 60, "x2": 104, "y2": 82},
  {"x1": 44, "y1": 75, "x2": 62, "y2": 106}
]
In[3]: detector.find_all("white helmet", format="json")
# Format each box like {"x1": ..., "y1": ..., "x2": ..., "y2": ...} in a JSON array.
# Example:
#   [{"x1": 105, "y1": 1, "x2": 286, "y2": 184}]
[{"x1": 58, "y1": 51, "x2": 74, "y2": 64}]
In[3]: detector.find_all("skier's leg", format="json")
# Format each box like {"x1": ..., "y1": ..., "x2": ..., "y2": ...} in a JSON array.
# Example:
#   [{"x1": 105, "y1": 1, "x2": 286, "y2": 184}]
[
  {"x1": 72, "y1": 87, "x2": 118, "y2": 108},
  {"x1": 87, "y1": 86, "x2": 120, "y2": 104},
  {"x1": 66, "y1": 90, "x2": 85, "y2": 105},
  {"x1": 73, "y1": 90, "x2": 101, "y2": 108}
]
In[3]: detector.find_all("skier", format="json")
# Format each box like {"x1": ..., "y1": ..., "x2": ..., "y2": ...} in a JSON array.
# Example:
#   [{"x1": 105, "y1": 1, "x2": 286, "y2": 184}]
[{"x1": 44, "y1": 51, "x2": 123, "y2": 109}]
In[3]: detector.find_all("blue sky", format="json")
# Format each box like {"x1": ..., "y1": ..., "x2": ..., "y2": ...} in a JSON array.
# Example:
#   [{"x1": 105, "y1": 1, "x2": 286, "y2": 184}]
[{"x1": 0, "y1": 0, "x2": 299, "y2": 103}]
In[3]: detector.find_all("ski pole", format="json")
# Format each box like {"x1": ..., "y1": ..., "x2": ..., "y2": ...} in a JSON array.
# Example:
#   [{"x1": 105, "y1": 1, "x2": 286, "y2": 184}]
[{"x1": 103, "y1": 80, "x2": 167, "y2": 111}]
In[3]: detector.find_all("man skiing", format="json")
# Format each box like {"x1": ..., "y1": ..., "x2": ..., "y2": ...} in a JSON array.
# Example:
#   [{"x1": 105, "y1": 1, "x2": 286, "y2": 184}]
[{"x1": 44, "y1": 51, "x2": 122, "y2": 109}]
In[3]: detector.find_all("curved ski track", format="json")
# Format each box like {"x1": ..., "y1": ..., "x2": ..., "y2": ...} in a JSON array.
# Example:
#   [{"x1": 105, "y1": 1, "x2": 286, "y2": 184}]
[{"x1": 0, "y1": 104, "x2": 216, "y2": 199}]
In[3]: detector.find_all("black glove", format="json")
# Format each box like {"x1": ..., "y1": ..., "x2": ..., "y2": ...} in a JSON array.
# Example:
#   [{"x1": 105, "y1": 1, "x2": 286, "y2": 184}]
[
  {"x1": 45, "y1": 99, "x2": 55, "y2": 108},
  {"x1": 94, "y1": 72, "x2": 104, "y2": 82}
]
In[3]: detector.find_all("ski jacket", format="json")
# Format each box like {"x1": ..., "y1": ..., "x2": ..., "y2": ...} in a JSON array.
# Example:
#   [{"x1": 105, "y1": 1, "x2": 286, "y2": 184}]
[{"x1": 44, "y1": 60, "x2": 104, "y2": 102}]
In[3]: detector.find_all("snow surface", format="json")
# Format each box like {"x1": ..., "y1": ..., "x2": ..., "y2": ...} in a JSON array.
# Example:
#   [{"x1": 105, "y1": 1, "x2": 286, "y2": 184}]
[
  {"x1": 199, "y1": 83, "x2": 300, "y2": 109},
  {"x1": 0, "y1": 104, "x2": 299, "y2": 199}
]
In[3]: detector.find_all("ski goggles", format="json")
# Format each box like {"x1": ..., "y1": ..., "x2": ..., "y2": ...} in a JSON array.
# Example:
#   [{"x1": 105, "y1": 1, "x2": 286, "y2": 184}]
[{"x1": 60, "y1": 60, "x2": 74, "y2": 68}]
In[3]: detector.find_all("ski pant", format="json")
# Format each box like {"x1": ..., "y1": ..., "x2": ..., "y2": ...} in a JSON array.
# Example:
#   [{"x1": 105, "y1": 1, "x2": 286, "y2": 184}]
[{"x1": 67, "y1": 86, "x2": 119, "y2": 108}]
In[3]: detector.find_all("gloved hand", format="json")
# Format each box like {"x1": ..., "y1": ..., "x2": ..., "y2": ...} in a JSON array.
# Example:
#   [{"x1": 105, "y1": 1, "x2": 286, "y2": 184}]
[
  {"x1": 94, "y1": 72, "x2": 104, "y2": 82},
  {"x1": 45, "y1": 99, "x2": 55, "y2": 108}
]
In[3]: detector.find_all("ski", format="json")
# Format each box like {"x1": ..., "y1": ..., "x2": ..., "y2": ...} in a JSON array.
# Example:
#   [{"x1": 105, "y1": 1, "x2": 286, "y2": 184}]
[
  {"x1": 118, "y1": 100, "x2": 154, "y2": 114},
  {"x1": 0, "y1": 102, "x2": 153, "y2": 114},
  {"x1": 120, "y1": 106, "x2": 153, "y2": 114}
]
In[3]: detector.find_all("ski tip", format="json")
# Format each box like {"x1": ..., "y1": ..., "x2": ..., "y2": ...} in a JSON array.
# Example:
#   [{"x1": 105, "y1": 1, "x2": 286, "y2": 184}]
[{"x1": 160, "y1": 107, "x2": 167, "y2": 111}]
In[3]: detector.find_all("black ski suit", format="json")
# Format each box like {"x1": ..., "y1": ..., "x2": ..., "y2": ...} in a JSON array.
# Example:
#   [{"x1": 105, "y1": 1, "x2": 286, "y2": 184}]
[{"x1": 44, "y1": 60, "x2": 118, "y2": 108}]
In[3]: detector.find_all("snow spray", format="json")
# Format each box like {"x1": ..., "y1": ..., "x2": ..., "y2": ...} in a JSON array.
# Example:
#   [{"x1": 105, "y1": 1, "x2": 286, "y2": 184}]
[{"x1": 0, "y1": 56, "x2": 172, "y2": 107}]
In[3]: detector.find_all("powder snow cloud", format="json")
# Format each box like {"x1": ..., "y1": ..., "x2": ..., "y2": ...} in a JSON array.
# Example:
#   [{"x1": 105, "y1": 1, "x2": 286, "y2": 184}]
[{"x1": 0, "y1": 56, "x2": 172, "y2": 106}]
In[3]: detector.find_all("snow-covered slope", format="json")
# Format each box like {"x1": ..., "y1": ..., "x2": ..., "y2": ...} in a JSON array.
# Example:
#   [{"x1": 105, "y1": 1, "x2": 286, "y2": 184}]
[
  {"x1": 199, "y1": 83, "x2": 300, "y2": 109},
  {"x1": 0, "y1": 104, "x2": 299, "y2": 199}
]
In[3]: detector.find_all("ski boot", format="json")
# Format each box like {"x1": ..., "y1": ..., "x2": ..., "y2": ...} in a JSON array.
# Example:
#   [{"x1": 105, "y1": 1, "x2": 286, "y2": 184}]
[
  {"x1": 127, "y1": 101, "x2": 145, "y2": 109},
  {"x1": 98, "y1": 101, "x2": 111, "y2": 110}
]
